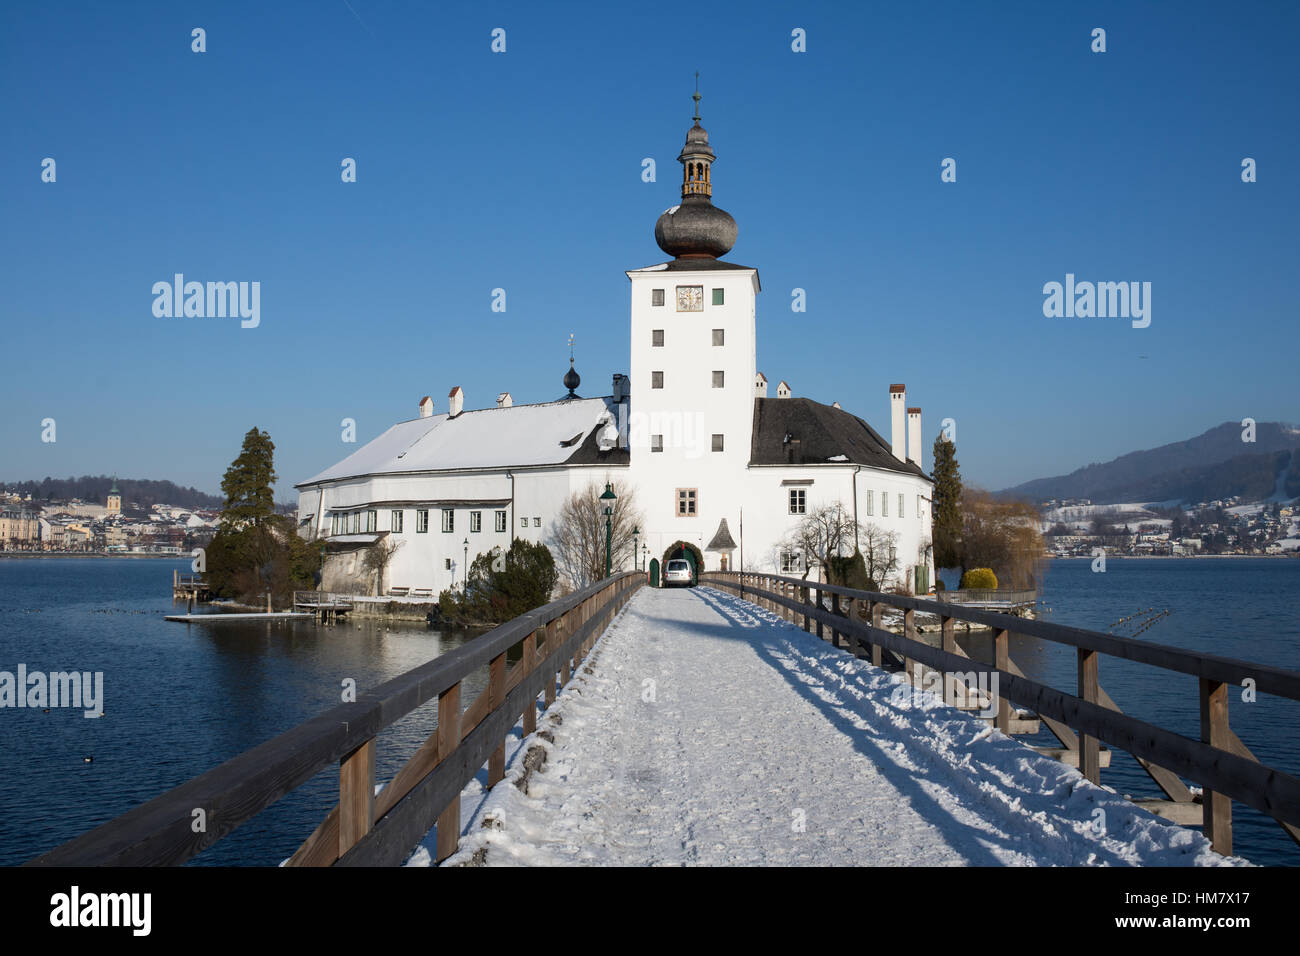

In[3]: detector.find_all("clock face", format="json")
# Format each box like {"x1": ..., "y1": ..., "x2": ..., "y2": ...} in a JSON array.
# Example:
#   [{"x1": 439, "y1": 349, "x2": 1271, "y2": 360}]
[{"x1": 676, "y1": 285, "x2": 704, "y2": 312}]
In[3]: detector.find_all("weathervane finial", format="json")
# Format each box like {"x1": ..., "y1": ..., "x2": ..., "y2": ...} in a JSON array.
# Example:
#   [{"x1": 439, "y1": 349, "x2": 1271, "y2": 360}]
[
  {"x1": 692, "y1": 71, "x2": 701, "y2": 122},
  {"x1": 568, "y1": 333, "x2": 575, "y2": 364}
]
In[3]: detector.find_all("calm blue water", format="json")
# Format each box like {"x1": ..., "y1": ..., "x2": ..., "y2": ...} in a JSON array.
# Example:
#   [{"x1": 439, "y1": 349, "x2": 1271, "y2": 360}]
[
  {"x1": 0, "y1": 558, "x2": 485, "y2": 866},
  {"x1": 2, "y1": 557, "x2": 1297, "y2": 865},
  {"x1": 943, "y1": 557, "x2": 1300, "y2": 866}
]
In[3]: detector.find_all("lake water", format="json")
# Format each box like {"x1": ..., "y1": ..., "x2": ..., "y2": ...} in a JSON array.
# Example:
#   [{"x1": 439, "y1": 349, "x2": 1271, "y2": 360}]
[
  {"x1": 2, "y1": 557, "x2": 1297, "y2": 866},
  {"x1": 0, "y1": 557, "x2": 485, "y2": 866},
  {"x1": 941, "y1": 557, "x2": 1300, "y2": 866}
]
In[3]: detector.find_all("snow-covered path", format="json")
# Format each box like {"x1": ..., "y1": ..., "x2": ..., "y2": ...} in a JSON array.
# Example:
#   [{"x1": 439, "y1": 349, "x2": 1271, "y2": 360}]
[{"x1": 431, "y1": 585, "x2": 1241, "y2": 866}]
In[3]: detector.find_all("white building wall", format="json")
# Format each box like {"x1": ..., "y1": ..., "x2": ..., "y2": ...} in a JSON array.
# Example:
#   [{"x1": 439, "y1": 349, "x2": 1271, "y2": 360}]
[{"x1": 626, "y1": 265, "x2": 759, "y2": 572}]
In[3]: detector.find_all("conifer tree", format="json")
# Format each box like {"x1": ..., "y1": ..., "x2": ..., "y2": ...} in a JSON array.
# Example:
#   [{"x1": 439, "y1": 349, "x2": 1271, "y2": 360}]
[
  {"x1": 220, "y1": 428, "x2": 277, "y2": 528},
  {"x1": 932, "y1": 433, "x2": 963, "y2": 570}
]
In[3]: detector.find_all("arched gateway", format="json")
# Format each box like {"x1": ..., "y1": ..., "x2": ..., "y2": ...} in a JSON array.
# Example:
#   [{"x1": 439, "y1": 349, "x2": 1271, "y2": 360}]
[{"x1": 661, "y1": 541, "x2": 703, "y2": 586}]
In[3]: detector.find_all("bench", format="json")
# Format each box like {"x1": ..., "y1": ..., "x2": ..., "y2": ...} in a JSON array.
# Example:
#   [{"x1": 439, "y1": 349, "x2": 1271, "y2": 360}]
[
  {"x1": 410, "y1": 587, "x2": 434, "y2": 599},
  {"x1": 388, "y1": 587, "x2": 410, "y2": 597}
]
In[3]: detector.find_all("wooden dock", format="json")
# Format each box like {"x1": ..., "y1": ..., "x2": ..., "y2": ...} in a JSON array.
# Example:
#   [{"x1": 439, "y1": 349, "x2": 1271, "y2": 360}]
[
  {"x1": 172, "y1": 570, "x2": 210, "y2": 602},
  {"x1": 293, "y1": 590, "x2": 354, "y2": 623},
  {"x1": 165, "y1": 612, "x2": 312, "y2": 623}
]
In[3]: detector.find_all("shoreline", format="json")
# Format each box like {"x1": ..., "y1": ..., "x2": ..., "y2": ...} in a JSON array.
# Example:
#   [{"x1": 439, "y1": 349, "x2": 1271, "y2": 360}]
[
  {"x1": 1046, "y1": 553, "x2": 1298, "y2": 560},
  {"x1": 0, "y1": 552, "x2": 188, "y2": 560}
]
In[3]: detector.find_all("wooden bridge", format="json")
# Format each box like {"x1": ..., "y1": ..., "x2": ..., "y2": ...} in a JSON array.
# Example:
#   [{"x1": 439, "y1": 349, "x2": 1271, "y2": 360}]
[{"x1": 26, "y1": 571, "x2": 1300, "y2": 865}]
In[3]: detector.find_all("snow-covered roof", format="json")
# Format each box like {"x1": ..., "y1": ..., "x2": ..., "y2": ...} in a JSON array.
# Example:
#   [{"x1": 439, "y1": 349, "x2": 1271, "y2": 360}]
[{"x1": 298, "y1": 396, "x2": 622, "y2": 487}]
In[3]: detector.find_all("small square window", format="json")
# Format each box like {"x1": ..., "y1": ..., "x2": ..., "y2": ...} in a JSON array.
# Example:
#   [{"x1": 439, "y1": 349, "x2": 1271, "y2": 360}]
[
  {"x1": 470, "y1": 511, "x2": 482, "y2": 533},
  {"x1": 652, "y1": 329, "x2": 664, "y2": 347},
  {"x1": 652, "y1": 288, "x2": 664, "y2": 306},
  {"x1": 445, "y1": 558, "x2": 453, "y2": 570},
  {"x1": 789, "y1": 489, "x2": 806, "y2": 514},
  {"x1": 712, "y1": 370, "x2": 724, "y2": 388},
  {"x1": 521, "y1": 517, "x2": 528, "y2": 528},
  {"x1": 651, "y1": 371, "x2": 663, "y2": 389},
  {"x1": 780, "y1": 550, "x2": 801, "y2": 573},
  {"x1": 711, "y1": 434, "x2": 724, "y2": 452},
  {"x1": 441, "y1": 508, "x2": 455, "y2": 532},
  {"x1": 712, "y1": 288, "x2": 724, "y2": 306},
  {"x1": 712, "y1": 328, "x2": 724, "y2": 346},
  {"x1": 533, "y1": 517, "x2": 541, "y2": 528},
  {"x1": 651, "y1": 434, "x2": 664, "y2": 452}
]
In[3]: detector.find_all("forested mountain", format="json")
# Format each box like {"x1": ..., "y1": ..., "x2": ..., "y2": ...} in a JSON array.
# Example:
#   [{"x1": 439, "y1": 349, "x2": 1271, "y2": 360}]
[{"x1": 999, "y1": 422, "x2": 1300, "y2": 504}]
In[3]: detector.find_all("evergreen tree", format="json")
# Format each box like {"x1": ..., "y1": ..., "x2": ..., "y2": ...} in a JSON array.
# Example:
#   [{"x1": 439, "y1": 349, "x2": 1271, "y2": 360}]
[
  {"x1": 220, "y1": 428, "x2": 277, "y2": 528},
  {"x1": 932, "y1": 433, "x2": 963, "y2": 570}
]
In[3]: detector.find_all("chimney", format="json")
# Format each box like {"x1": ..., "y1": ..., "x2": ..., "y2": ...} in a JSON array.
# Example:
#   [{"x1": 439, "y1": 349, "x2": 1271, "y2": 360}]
[
  {"x1": 612, "y1": 373, "x2": 629, "y2": 403},
  {"x1": 907, "y1": 407, "x2": 922, "y2": 468},
  {"x1": 448, "y1": 386, "x2": 464, "y2": 417},
  {"x1": 890, "y1": 385, "x2": 906, "y2": 461},
  {"x1": 418, "y1": 396, "x2": 434, "y2": 418},
  {"x1": 777, "y1": 380, "x2": 791, "y2": 399},
  {"x1": 755, "y1": 372, "x2": 768, "y2": 398},
  {"x1": 496, "y1": 392, "x2": 512, "y2": 408}
]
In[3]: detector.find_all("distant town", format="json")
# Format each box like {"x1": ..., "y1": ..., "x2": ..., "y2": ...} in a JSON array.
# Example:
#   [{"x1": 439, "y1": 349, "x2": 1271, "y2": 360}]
[
  {"x1": 0, "y1": 480, "x2": 217, "y2": 555},
  {"x1": 1040, "y1": 497, "x2": 1300, "y2": 557}
]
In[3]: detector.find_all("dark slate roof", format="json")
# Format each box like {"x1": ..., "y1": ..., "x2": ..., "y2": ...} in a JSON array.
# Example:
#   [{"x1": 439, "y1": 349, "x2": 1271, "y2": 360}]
[
  {"x1": 564, "y1": 407, "x2": 631, "y2": 466},
  {"x1": 706, "y1": 518, "x2": 737, "y2": 551},
  {"x1": 639, "y1": 257, "x2": 757, "y2": 273},
  {"x1": 750, "y1": 397, "x2": 931, "y2": 480}
]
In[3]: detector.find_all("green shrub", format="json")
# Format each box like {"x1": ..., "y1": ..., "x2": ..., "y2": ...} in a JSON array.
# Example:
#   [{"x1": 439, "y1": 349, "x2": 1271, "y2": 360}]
[
  {"x1": 959, "y1": 567, "x2": 998, "y2": 590},
  {"x1": 437, "y1": 539, "x2": 558, "y2": 626},
  {"x1": 827, "y1": 551, "x2": 876, "y2": 592}
]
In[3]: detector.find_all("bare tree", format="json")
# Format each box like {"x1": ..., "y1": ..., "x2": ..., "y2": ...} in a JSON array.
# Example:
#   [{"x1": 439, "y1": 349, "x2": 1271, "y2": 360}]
[
  {"x1": 780, "y1": 502, "x2": 862, "y2": 581},
  {"x1": 553, "y1": 477, "x2": 645, "y2": 589},
  {"x1": 859, "y1": 522, "x2": 900, "y2": 588},
  {"x1": 361, "y1": 535, "x2": 404, "y2": 596}
]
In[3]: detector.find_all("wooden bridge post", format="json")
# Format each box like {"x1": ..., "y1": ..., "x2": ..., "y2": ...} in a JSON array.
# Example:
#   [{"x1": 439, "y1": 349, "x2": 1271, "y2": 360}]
[
  {"x1": 830, "y1": 592, "x2": 841, "y2": 647},
  {"x1": 940, "y1": 615, "x2": 955, "y2": 706},
  {"x1": 488, "y1": 651, "x2": 507, "y2": 786},
  {"x1": 543, "y1": 621, "x2": 557, "y2": 708},
  {"x1": 338, "y1": 739, "x2": 375, "y2": 857},
  {"x1": 993, "y1": 628, "x2": 1011, "y2": 734},
  {"x1": 870, "y1": 603, "x2": 884, "y2": 667},
  {"x1": 801, "y1": 585, "x2": 810, "y2": 631},
  {"x1": 522, "y1": 631, "x2": 538, "y2": 736},
  {"x1": 815, "y1": 589, "x2": 824, "y2": 639},
  {"x1": 1199, "y1": 678, "x2": 1233, "y2": 854},
  {"x1": 1077, "y1": 648, "x2": 1100, "y2": 784},
  {"x1": 903, "y1": 608, "x2": 917, "y2": 683},
  {"x1": 434, "y1": 681, "x2": 462, "y2": 863}
]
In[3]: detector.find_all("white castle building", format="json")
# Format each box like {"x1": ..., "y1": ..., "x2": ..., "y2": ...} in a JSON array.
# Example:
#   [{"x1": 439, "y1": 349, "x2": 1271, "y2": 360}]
[{"x1": 296, "y1": 100, "x2": 934, "y2": 595}]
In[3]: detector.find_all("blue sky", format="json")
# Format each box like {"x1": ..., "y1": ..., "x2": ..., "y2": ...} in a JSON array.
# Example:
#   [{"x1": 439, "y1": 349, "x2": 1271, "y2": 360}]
[{"x1": 2, "y1": 1, "x2": 1296, "y2": 500}]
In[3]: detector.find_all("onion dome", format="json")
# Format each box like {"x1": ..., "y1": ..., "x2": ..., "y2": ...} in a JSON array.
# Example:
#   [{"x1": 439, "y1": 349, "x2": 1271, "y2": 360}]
[
  {"x1": 654, "y1": 80, "x2": 738, "y2": 260},
  {"x1": 563, "y1": 359, "x2": 581, "y2": 397}
]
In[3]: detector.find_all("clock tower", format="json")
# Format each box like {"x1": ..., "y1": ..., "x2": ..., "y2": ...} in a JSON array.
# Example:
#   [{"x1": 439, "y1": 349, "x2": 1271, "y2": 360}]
[{"x1": 627, "y1": 86, "x2": 759, "y2": 564}]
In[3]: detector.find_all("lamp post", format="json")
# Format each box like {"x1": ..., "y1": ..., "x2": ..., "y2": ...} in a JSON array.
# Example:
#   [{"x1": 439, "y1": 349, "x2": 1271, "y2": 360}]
[
  {"x1": 631, "y1": 525, "x2": 640, "y2": 571},
  {"x1": 599, "y1": 482, "x2": 617, "y2": 578},
  {"x1": 642, "y1": 544, "x2": 648, "y2": 572},
  {"x1": 463, "y1": 537, "x2": 469, "y2": 588}
]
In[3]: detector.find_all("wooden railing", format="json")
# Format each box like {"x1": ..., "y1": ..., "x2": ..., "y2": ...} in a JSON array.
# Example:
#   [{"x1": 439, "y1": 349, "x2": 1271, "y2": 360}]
[
  {"x1": 702, "y1": 570, "x2": 1300, "y2": 858},
  {"x1": 936, "y1": 588, "x2": 1037, "y2": 606},
  {"x1": 28, "y1": 572, "x2": 644, "y2": 867}
]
